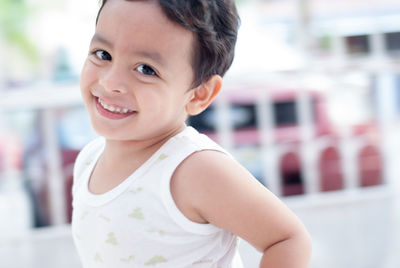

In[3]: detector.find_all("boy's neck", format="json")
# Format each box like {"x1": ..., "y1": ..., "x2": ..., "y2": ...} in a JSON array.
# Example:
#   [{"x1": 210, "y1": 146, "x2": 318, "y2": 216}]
[{"x1": 102, "y1": 124, "x2": 186, "y2": 165}]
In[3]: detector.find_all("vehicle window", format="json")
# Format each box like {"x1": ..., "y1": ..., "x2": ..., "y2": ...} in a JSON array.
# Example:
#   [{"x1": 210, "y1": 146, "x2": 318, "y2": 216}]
[
  {"x1": 230, "y1": 104, "x2": 257, "y2": 130},
  {"x1": 385, "y1": 31, "x2": 400, "y2": 53},
  {"x1": 273, "y1": 101, "x2": 298, "y2": 126},
  {"x1": 188, "y1": 107, "x2": 216, "y2": 132},
  {"x1": 345, "y1": 34, "x2": 370, "y2": 55}
]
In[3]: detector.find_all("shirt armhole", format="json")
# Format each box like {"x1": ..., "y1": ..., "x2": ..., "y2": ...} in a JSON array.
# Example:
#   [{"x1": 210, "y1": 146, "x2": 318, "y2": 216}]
[
  {"x1": 159, "y1": 148, "x2": 221, "y2": 236},
  {"x1": 72, "y1": 137, "x2": 104, "y2": 198}
]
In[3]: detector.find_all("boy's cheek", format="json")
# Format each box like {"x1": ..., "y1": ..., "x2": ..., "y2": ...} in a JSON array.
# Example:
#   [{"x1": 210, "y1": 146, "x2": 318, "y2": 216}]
[
  {"x1": 80, "y1": 61, "x2": 90, "y2": 84},
  {"x1": 80, "y1": 63, "x2": 99, "y2": 87}
]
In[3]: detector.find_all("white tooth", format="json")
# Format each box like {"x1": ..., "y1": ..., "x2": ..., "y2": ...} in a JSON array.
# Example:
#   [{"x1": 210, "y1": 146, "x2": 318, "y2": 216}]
[{"x1": 98, "y1": 98, "x2": 131, "y2": 114}]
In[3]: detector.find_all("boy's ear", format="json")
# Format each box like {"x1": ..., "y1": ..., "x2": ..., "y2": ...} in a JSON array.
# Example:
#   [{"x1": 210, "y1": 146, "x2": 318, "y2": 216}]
[{"x1": 186, "y1": 75, "x2": 222, "y2": 116}]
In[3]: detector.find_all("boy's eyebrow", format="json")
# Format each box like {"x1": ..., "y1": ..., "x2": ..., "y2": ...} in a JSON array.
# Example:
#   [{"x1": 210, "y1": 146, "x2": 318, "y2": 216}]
[
  {"x1": 90, "y1": 33, "x2": 167, "y2": 67},
  {"x1": 91, "y1": 33, "x2": 113, "y2": 48}
]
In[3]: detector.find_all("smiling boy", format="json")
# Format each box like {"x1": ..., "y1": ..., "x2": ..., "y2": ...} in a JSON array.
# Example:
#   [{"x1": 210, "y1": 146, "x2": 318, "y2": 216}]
[{"x1": 72, "y1": 0, "x2": 312, "y2": 267}]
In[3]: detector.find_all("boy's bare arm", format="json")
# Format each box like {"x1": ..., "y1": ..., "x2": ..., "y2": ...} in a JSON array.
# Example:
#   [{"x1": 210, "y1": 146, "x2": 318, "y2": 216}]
[
  {"x1": 171, "y1": 150, "x2": 312, "y2": 268},
  {"x1": 259, "y1": 230, "x2": 311, "y2": 267}
]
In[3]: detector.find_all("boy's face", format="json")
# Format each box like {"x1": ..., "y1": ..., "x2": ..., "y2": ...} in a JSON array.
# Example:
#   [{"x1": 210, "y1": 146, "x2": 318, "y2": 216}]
[{"x1": 80, "y1": 0, "x2": 195, "y2": 142}]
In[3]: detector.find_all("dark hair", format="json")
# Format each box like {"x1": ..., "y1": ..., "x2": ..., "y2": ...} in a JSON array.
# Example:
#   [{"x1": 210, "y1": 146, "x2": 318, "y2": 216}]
[{"x1": 96, "y1": 0, "x2": 240, "y2": 87}]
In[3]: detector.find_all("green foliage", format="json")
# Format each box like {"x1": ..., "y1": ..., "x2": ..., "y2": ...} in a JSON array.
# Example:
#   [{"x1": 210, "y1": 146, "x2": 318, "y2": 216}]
[
  {"x1": 235, "y1": 0, "x2": 248, "y2": 6},
  {"x1": 319, "y1": 35, "x2": 332, "y2": 51},
  {"x1": 0, "y1": 0, "x2": 38, "y2": 62}
]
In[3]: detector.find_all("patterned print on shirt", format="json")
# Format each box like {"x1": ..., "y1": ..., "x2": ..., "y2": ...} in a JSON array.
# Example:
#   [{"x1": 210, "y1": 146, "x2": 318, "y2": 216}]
[
  {"x1": 94, "y1": 252, "x2": 103, "y2": 263},
  {"x1": 158, "y1": 153, "x2": 168, "y2": 160},
  {"x1": 80, "y1": 211, "x2": 89, "y2": 221},
  {"x1": 99, "y1": 214, "x2": 111, "y2": 222},
  {"x1": 105, "y1": 232, "x2": 118, "y2": 245},
  {"x1": 121, "y1": 255, "x2": 135, "y2": 263},
  {"x1": 147, "y1": 228, "x2": 166, "y2": 236},
  {"x1": 129, "y1": 208, "x2": 144, "y2": 220},
  {"x1": 193, "y1": 259, "x2": 213, "y2": 265},
  {"x1": 129, "y1": 187, "x2": 143, "y2": 195},
  {"x1": 144, "y1": 255, "x2": 168, "y2": 266}
]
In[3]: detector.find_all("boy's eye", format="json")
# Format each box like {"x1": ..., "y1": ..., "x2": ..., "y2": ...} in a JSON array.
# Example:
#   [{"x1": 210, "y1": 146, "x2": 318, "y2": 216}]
[
  {"x1": 95, "y1": 50, "x2": 112, "y2": 61},
  {"x1": 136, "y1": 64, "x2": 156, "y2": 76}
]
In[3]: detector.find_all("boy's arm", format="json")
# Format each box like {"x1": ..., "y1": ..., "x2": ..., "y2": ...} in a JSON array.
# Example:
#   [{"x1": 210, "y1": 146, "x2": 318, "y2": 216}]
[{"x1": 171, "y1": 150, "x2": 312, "y2": 268}]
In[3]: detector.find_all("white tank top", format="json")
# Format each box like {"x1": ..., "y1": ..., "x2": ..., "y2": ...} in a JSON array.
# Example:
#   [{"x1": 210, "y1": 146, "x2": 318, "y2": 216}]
[{"x1": 72, "y1": 126, "x2": 243, "y2": 268}]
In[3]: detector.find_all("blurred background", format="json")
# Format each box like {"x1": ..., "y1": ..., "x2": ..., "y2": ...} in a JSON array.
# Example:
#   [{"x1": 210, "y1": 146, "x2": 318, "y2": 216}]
[{"x1": 1, "y1": 0, "x2": 400, "y2": 267}]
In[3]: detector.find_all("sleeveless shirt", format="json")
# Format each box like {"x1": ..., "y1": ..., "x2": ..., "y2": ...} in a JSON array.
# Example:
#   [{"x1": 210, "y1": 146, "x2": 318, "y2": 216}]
[{"x1": 71, "y1": 126, "x2": 243, "y2": 267}]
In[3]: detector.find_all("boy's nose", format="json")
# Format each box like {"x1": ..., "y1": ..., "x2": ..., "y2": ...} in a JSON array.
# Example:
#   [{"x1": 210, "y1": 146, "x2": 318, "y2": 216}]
[{"x1": 99, "y1": 67, "x2": 128, "y2": 94}]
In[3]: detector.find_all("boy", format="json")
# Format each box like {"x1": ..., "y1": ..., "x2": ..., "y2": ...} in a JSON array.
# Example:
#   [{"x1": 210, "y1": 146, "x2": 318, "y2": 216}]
[{"x1": 72, "y1": 0, "x2": 312, "y2": 267}]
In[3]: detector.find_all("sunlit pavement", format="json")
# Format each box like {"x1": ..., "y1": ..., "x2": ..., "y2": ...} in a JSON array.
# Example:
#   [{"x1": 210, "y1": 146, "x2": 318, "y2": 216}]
[
  {"x1": 1, "y1": 187, "x2": 399, "y2": 268},
  {"x1": 240, "y1": 187, "x2": 400, "y2": 268},
  {"x1": 0, "y1": 226, "x2": 260, "y2": 268},
  {"x1": 0, "y1": 225, "x2": 260, "y2": 268},
  {"x1": 0, "y1": 226, "x2": 80, "y2": 268}
]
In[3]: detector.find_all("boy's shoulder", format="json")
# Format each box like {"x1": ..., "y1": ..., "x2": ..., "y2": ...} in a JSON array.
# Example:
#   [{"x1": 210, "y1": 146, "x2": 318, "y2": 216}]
[
  {"x1": 174, "y1": 126, "x2": 230, "y2": 155},
  {"x1": 73, "y1": 137, "x2": 104, "y2": 178},
  {"x1": 172, "y1": 126, "x2": 240, "y2": 183},
  {"x1": 175, "y1": 148, "x2": 242, "y2": 182},
  {"x1": 76, "y1": 137, "x2": 105, "y2": 163},
  {"x1": 72, "y1": 137, "x2": 104, "y2": 197},
  {"x1": 171, "y1": 147, "x2": 256, "y2": 224}
]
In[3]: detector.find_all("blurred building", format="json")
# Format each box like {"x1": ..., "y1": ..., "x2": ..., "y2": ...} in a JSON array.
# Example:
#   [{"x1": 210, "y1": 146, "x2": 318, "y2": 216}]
[
  {"x1": 197, "y1": 0, "x2": 400, "y2": 267},
  {"x1": 208, "y1": 0, "x2": 400, "y2": 195}
]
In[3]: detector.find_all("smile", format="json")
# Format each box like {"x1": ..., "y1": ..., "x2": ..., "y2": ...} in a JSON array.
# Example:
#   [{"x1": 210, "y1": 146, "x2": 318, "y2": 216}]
[
  {"x1": 95, "y1": 97, "x2": 136, "y2": 120},
  {"x1": 97, "y1": 98, "x2": 134, "y2": 114}
]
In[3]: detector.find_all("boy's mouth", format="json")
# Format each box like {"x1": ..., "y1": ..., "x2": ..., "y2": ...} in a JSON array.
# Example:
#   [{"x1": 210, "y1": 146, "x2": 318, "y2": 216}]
[
  {"x1": 95, "y1": 97, "x2": 137, "y2": 119},
  {"x1": 97, "y1": 97, "x2": 134, "y2": 114}
]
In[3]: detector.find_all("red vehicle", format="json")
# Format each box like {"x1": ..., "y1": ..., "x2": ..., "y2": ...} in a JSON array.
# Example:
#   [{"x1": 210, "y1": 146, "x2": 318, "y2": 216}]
[{"x1": 188, "y1": 86, "x2": 383, "y2": 196}]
